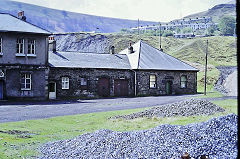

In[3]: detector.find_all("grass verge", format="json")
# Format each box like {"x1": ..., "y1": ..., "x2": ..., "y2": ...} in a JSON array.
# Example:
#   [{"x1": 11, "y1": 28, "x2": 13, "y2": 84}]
[{"x1": 0, "y1": 98, "x2": 237, "y2": 158}]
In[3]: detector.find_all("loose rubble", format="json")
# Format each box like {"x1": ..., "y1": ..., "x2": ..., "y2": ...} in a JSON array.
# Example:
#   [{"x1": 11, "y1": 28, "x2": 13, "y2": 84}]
[
  {"x1": 214, "y1": 66, "x2": 237, "y2": 96},
  {"x1": 39, "y1": 114, "x2": 238, "y2": 159},
  {"x1": 110, "y1": 99, "x2": 225, "y2": 120}
]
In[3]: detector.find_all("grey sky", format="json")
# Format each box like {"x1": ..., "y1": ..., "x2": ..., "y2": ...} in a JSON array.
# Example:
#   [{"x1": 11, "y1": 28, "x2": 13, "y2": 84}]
[{"x1": 12, "y1": 0, "x2": 232, "y2": 22}]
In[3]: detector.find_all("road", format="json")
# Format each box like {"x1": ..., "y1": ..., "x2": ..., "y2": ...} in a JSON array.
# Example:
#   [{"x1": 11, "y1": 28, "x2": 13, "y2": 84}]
[{"x1": 0, "y1": 95, "x2": 200, "y2": 123}]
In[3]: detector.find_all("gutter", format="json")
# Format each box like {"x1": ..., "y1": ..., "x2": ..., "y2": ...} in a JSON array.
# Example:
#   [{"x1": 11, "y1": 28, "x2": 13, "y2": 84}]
[{"x1": 131, "y1": 69, "x2": 137, "y2": 97}]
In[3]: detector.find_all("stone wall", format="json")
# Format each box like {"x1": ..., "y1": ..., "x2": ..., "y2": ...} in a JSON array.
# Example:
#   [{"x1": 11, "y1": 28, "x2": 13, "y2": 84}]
[
  {"x1": 49, "y1": 68, "x2": 135, "y2": 98},
  {"x1": 0, "y1": 65, "x2": 48, "y2": 100},
  {"x1": 0, "y1": 32, "x2": 48, "y2": 65},
  {"x1": 136, "y1": 70, "x2": 197, "y2": 96}
]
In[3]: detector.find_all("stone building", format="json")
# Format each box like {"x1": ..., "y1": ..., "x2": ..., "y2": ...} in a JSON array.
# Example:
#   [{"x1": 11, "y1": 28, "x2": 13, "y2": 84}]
[
  {"x1": 48, "y1": 40, "x2": 198, "y2": 99},
  {"x1": 0, "y1": 13, "x2": 51, "y2": 100},
  {"x1": 48, "y1": 50, "x2": 134, "y2": 99},
  {"x1": 0, "y1": 12, "x2": 198, "y2": 100}
]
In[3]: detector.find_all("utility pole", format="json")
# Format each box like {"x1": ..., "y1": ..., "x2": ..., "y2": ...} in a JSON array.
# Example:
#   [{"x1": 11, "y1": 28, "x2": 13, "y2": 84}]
[
  {"x1": 159, "y1": 22, "x2": 163, "y2": 51},
  {"x1": 138, "y1": 19, "x2": 140, "y2": 36},
  {"x1": 204, "y1": 40, "x2": 208, "y2": 95}
]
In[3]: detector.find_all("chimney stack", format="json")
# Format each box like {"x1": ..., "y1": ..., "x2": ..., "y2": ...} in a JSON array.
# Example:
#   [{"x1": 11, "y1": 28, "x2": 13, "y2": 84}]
[
  {"x1": 48, "y1": 36, "x2": 56, "y2": 52},
  {"x1": 128, "y1": 43, "x2": 134, "y2": 53},
  {"x1": 110, "y1": 45, "x2": 115, "y2": 54},
  {"x1": 18, "y1": 11, "x2": 26, "y2": 21}
]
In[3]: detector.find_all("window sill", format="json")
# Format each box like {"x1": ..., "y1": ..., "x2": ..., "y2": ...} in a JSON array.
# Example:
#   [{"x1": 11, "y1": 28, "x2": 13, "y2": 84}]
[
  {"x1": 15, "y1": 53, "x2": 25, "y2": 57},
  {"x1": 27, "y1": 54, "x2": 36, "y2": 57},
  {"x1": 21, "y1": 89, "x2": 31, "y2": 91}
]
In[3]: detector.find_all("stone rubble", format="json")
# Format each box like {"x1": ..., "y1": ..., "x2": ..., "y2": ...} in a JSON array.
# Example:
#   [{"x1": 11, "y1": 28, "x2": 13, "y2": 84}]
[
  {"x1": 110, "y1": 99, "x2": 225, "y2": 120},
  {"x1": 214, "y1": 66, "x2": 237, "y2": 96},
  {"x1": 39, "y1": 113, "x2": 237, "y2": 159}
]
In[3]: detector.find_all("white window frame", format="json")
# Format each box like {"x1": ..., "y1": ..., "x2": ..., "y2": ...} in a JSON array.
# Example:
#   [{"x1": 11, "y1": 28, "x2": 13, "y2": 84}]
[
  {"x1": 149, "y1": 75, "x2": 157, "y2": 88},
  {"x1": 180, "y1": 75, "x2": 187, "y2": 88},
  {"x1": 21, "y1": 73, "x2": 31, "y2": 90},
  {"x1": 27, "y1": 39, "x2": 36, "y2": 55},
  {"x1": 16, "y1": 38, "x2": 24, "y2": 54},
  {"x1": 0, "y1": 38, "x2": 2, "y2": 54},
  {"x1": 62, "y1": 77, "x2": 69, "y2": 89}
]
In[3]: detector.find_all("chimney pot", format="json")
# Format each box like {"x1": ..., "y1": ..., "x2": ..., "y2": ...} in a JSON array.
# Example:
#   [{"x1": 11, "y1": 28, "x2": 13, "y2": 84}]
[
  {"x1": 110, "y1": 45, "x2": 115, "y2": 54},
  {"x1": 49, "y1": 36, "x2": 56, "y2": 52},
  {"x1": 18, "y1": 11, "x2": 26, "y2": 21},
  {"x1": 128, "y1": 42, "x2": 134, "y2": 53}
]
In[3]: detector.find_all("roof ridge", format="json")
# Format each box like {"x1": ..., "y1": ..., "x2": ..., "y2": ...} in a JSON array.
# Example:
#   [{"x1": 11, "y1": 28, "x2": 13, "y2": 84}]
[{"x1": 137, "y1": 40, "x2": 142, "y2": 69}]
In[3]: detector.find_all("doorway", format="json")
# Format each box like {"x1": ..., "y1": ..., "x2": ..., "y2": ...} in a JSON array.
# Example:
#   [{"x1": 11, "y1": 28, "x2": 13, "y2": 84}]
[
  {"x1": 98, "y1": 78, "x2": 110, "y2": 97},
  {"x1": 0, "y1": 80, "x2": 3, "y2": 100},
  {"x1": 114, "y1": 79, "x2": 129, "y2": 96},
  {"x1": 49, "y1": 82, "x2": 56, "y2": 99},
  {"x1": 166, "y1": 81, "x2": 172, "y2": 95}
]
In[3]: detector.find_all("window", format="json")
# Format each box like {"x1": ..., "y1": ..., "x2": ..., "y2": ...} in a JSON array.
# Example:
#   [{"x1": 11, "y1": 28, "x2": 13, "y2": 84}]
[
  {"x1": 0, "y1": 38, "x2": 2, "y2": 54},
  {"x1": 16, "y1": 38, "x2": 24, "y2": 54},
  {"x1": 180, "y1": 75, "x2": 187, "y2": 88},
  {"x1": 21, "y1": 73, "x2": 31, "y2": 90},
  {"x1": 80, "y1": 77, "x2": 87, "y2": 86},
  {"x1": 149, "y1": 75, "x2": 156, "y2": 88},
  {"x1": 62, "y1": 77, "x2": 69, "y2": 89},
  {"x1": 27, "y1": 39, "x2": 35, "y2": 54},
  {"x1": 80, "y1": 77, "x2": 87, "y2": 89}
]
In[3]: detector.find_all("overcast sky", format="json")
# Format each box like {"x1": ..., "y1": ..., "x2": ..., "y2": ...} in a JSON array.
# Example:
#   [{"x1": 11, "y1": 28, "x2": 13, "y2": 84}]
[{"x1": 12, "y1": 0, "x2": 233, "y2": 22}]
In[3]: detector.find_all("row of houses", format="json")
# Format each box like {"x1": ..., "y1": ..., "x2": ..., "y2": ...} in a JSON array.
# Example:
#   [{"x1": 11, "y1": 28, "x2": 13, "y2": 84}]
[
  {"x1": 130, "y1": 17, "x2": 216, "y2": 32},
  {"x1": 0, "y1": 13, "x2": 199, "y2": 100}
]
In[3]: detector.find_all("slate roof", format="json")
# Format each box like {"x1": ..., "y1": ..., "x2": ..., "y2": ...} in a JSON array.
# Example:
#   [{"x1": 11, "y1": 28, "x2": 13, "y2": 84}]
[
  {"x1": 119, "y1": 40, "x2": 199, "y2": 71},
  {"x1": 49, "y1": 51, "x2": 131, "y2": 69},
  {"x1": 0, "y1": 13, "x2": 51, "y2": 34}
]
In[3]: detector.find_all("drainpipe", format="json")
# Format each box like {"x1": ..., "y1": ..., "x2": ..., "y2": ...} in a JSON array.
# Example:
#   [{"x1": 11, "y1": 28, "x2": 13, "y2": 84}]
[{"x1": 131, "y1": 69, "x2": 137, "y2": 96}]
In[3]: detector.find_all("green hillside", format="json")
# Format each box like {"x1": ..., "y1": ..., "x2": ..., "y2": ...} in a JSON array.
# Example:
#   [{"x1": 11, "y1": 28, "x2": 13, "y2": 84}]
[
  {"x1": 103, "y1": 33, "x2": 237, "y2": 93},
  {"x1": 184, "y1": 3, "x2": 236, "y2": 23}
]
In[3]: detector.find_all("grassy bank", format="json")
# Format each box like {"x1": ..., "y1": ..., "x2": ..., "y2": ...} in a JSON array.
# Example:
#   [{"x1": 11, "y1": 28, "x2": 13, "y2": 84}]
[{"x1": 0, "y1": 98, "x2": 237, "y2": 158}]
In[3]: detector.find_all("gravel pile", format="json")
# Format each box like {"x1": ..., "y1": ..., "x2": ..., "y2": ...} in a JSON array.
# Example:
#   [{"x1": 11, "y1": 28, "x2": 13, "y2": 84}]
[
  {"x1": 110, "y1": 99, "x2": 225, "y2": 120},
  {"x1": 39, "y1": 114, "x2": 238, "y2": 159}
]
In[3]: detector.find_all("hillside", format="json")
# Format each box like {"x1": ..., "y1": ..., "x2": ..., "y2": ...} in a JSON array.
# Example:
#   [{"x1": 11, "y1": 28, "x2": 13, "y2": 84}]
[
  {"x1": 184, "y1": 2, "x2": 236, "y2": 22},
  {"x1": 54, "y1": 33, "x2": 237, "y2": 67},
  {"x1": 53, "y1": 33, "x2": 237, "y2": 92},
  {"x1": 0, "y1": 0, "x2": 157, "y2": 33}
]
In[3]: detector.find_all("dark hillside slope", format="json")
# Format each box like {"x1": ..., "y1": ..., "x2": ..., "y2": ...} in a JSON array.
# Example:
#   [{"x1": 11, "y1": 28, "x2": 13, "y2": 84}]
[{"x1": 0, "y1": 0, "x2": 157, "y2": 33}]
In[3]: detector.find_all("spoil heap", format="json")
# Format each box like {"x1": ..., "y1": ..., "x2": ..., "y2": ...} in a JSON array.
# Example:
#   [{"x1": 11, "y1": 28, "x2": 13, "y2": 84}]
[
  {"x1": 39, "y1": 114, "x2": 237, "y2": 159},
  {"x1": 111, "y1": 99, "x2": 225, "y2": 120}
]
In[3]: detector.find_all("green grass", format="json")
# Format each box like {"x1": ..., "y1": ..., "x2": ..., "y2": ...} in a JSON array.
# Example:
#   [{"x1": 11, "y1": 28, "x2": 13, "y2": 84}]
[{"x1": 0, "y1": 97, "x2": 237, "y2": 159}]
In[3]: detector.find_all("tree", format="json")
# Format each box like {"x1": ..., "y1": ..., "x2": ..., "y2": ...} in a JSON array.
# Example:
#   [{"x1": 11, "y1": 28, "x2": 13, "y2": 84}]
[
  {"x1": 175, "y1": 28, "x2": 181, "y2": 34},
  {"x1": 162, "y1": 30, "x2": 173, "y2": 37},
  {"x1": 218, "y1": 16, "x2": 236, "y2": 36},
  {"x1": 182, "y1": 27, "x2": 192, "y2": 34},
  {"x1": 206, "y1": 25, "x2": 217, "y2": 36}
]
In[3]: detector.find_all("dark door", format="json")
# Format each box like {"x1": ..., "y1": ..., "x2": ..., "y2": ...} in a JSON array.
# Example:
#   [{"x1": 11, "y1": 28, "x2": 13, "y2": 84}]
[
  {"x1": 49, "y1": 82, "x2": 56, "y2": 99},
  {"x1": 166, "y1": 81, "x2": 172, "y2": 95},
  {"x1": 98, "y1": 78, "x2": 110, "y2": 97},
  {"x1": 0, "y1": 81, "x2": 3, "y2": 100},
  {"x1": 114, "y1": 79, "x2": 129, "y2": 96}
]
